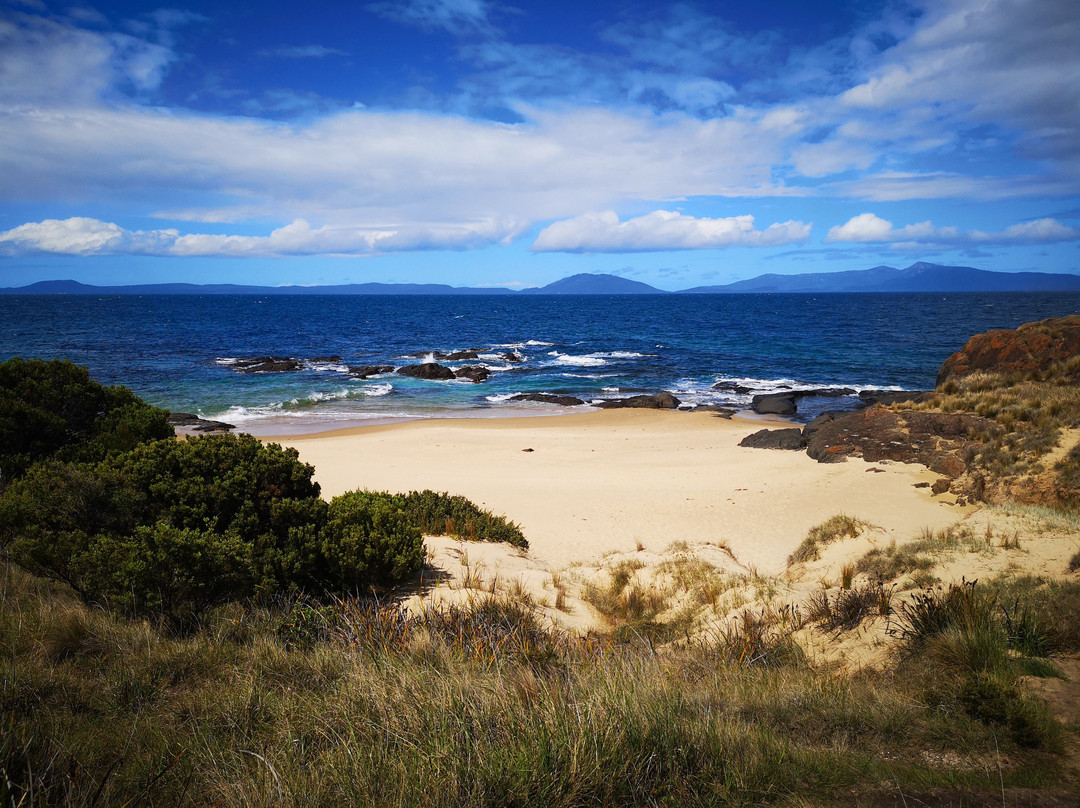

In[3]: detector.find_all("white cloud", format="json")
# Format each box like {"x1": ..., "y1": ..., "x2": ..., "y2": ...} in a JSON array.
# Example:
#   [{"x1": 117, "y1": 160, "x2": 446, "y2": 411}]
[
  {"x1": 0, "y1": 216, "x2": 527, "y2": 257},
  {"x1": 531, "y1": 211, "x2": 811, "y2": 253},
  {"x1": 826, "y1": 213, "x2": 1080, "y2": 246},
  {"x1": 258, "y1": 44, "x2": 347, "y2": 59},
  {"x1": 367, "y1": 0, "x2": 497, "y2": 36}
]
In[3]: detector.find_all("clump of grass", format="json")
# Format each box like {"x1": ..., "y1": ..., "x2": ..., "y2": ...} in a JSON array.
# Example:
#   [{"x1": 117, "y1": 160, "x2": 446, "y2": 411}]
[
  {"x1": 855, "y1": 525, "x2": 988, "y2": 583},
  {"x1": 583, "y1": 560, "x2": 670, "y2": 634},
  {"x1": 788, "y1": 515, "x2": 875, "y2": 565},
  {"x1": 1068, "y1": 550, "x2": 1080, "y2": 574},
  {"x1": 893, "y1": 579, "x2": 1066, "y2": 750},
  {"x1": 699, "y1": 606, "x2": 806, "y2": 668},
  {"x1": 806, "y1": 581, "x2": 894, "y2": 632}
]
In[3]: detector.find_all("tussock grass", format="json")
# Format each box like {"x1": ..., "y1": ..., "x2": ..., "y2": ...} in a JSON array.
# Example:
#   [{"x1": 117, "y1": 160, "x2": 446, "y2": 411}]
[
  {"x1": 2, "y1": 563, "x2": 1076, "y2": 806},
  {"x1": 788, "y1": 514, "x2": 876, "y2": 566},
  {"x1": 806, "y1": 581, "x2": 894, "y2": 632},
  {"x1": 856, "y1": 525, "x2": 990, "y2": 584}
]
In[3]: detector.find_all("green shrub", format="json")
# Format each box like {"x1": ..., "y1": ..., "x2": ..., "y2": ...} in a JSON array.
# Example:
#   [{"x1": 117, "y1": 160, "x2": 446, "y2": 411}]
[
  {"x1": 322, "y1": 491, "x2": 424, "y2": 589},
  {"x1": 0, "y1": 357, "x2": 172, "y2": 486},
  {"x1": 788, "y1": 514, "x2": 873, "y2": 565},
  {"x1": 395, "y1": 489, "x2": 527, "y2": 547},
  {"x1": 3, "y1": 435, "x2": 425, "y2": 624}
]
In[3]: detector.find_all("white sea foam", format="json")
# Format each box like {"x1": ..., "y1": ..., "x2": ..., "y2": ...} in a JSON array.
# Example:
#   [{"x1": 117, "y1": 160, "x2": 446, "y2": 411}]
[
  {"x1": 545, "y1": 351, "x2": 607, "y2": 367},
  {"x1": 484, "y1": 393, "x2": 518, "y2": 403},
  {"x1": 362, "y1": 383, "x2": 393, "y2": 397}
]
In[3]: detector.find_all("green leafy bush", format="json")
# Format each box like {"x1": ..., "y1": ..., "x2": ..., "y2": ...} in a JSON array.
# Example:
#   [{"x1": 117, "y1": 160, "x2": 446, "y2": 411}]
[
  {"x1": 390, "y1": 489, "x2": 526, "y2": 547},
  {"x1": 0, "y1": 357, "x2": 172, "y2": 486},
  {"x1": 3, "y1": 435, "x2": 425, "y2": 624}
]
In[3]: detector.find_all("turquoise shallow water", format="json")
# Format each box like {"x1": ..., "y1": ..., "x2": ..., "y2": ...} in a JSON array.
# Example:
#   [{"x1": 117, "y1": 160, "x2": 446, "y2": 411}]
[{"x1": 2, "y1": 292, "x2": 1078, "y2": 433}]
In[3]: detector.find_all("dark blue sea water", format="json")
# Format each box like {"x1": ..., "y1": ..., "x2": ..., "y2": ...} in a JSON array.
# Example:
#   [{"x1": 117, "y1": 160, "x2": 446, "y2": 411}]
[{"x1": 2, "y1": 293, "x2": 1079, "y2": 433}]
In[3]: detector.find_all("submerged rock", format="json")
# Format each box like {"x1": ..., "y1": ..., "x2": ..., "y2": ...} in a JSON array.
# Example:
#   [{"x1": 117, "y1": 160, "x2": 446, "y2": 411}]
[
  {"x1": 229, "y1": 356, "x2": 302, "y2": 373},
  {"x1": 349, "y1": 365, "x2": 395, "y2": 379},
  {"x1": 397, "y1": 363, "x2": 457, "y2": 380}
]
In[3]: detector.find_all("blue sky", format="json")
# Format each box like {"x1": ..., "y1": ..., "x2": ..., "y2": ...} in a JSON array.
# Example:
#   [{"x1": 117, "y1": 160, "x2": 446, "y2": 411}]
[{"x1": 1, "y1": 0, "x2": 1078, "y2": 290}]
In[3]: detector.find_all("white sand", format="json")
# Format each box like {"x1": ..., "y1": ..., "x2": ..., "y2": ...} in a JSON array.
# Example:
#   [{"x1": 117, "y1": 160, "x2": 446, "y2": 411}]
[{"x1": 268, "y1": 409, "x2": 965, "y2": 577}]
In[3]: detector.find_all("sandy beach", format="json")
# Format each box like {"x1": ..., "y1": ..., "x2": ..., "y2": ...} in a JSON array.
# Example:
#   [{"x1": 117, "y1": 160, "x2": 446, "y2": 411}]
[{"x1": 269, "y1": 409, "x2": 965, "y2": 576}]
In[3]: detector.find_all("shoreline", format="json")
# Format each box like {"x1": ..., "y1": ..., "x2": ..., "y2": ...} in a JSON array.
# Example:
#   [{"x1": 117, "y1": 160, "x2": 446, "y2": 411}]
[{"x1": 265, "y1": 408, "x2": 967, "y2": 575}]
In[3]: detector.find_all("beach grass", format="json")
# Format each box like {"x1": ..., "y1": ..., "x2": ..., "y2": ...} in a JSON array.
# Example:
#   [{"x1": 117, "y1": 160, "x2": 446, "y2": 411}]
[{"x1": 2, "y1": 562, "x2": 1075, "y2": 807}]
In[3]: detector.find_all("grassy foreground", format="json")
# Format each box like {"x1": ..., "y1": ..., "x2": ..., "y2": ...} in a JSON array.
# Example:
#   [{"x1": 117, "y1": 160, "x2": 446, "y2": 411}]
[{"x1": 3, "y1": 562, "x2": 1077, "y2": 807}]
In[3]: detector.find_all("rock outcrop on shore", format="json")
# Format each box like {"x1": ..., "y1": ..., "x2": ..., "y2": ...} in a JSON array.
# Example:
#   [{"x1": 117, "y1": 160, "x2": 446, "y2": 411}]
[
  {"x1": 597, "y1": 392, "x2": 681, "y2": 410},
  {"x1": 937, "y1": 314, "x2": 1080, "y2": 385},
  {"x1": 742, "y1": 314, "x2": 1080, "y2": 507},
  {"x1": 510, "y1": 393, "x2": 585, "y2": 406},
  {"x1": 454, "y1": 366, "x2": 490, "y2": 383},
  {"x1": 167, "y1": 412, "x2": 235, "y2": 433}
]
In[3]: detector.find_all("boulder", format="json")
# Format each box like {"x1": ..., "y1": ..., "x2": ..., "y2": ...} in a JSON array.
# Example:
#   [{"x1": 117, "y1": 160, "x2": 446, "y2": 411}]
[
  {"x1": 510, "y1": 392, "x2": 585, "y2": 406},
  {"x1": 502, "y1": 352, "x2": 524, "y2": 363},
  {"x1": 739, "y1": 428, "x2": 806, "y2": 450},
  {"x1": 230, "y1": 356, "x2": 302, "y2": 373},
  {"x1": 751, "y1": 392, "x2": 797, "y2": 416},
  {"x1": 937, "y1": 315, "x2": 1080, "y2": 386},
  {"x1": 397, "y1": 363, "x2": 456, "y2": 380},
  {"x1": 445, "y1": 350, "x2": 480, "y2": 361},
  {"x1": 308, "y1": 355, "x2": 342, "y2": 363},
  {"x1": 454, "y1": 366, "x2": 490, "y2": 383},
  {"x1": 349, "y1": 365, "x2": 395, "y2": 379},
  {"x1": 597, "y1": 392, "x2": 681, "y2": 410}
]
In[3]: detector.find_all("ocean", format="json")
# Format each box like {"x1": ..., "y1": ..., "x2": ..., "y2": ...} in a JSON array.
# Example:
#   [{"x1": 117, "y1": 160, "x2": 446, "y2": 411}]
[{"x1": 2, "y1": 292, "x2": 1078, "y2": 434}]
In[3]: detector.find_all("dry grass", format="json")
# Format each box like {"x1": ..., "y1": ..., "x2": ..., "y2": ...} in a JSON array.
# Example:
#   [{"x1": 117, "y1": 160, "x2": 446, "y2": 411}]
[
  {"x1": 788, "y1": 514, "x2": 877, "y2": 566},
  {"x1": 2, "y1": 562, "x2": 1076, "y2": 806}
]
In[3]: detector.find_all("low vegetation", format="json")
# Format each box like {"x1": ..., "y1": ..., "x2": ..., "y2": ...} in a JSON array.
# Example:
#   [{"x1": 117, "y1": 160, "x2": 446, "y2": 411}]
[
  {"x1": 788, "y1": 514, "x2": 875, "y2": 565},
  {"x1": 0, "y1": 359, "x2": 525, "y2": 628},
  {"x1": 2, "y1": 565, "x2": 1076, "y2": 807}
]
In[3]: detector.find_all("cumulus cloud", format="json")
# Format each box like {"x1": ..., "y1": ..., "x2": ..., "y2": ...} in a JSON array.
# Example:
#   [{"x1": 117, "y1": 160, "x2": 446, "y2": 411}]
[
  {"x1": 826, "y1": 213, "x2": 1080, "y2": 247},
  {"x1": 531, "y1": 211, "x2": 811, "y2": 253},
  {"x1": 0, "y1": 216, "x2": 527, "y2": 257}
]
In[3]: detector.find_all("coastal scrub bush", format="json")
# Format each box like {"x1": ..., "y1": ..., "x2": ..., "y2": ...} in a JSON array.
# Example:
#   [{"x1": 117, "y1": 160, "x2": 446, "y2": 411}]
[
  {"x1": 2, "y1": 434, "x2": 425, "y2": 624},
  {"x1": 0, "y1": 357, "x2": 172, "y2": 487},
  {"x1": 394, "y1": 489, "x2": 527, "y2": 548}
]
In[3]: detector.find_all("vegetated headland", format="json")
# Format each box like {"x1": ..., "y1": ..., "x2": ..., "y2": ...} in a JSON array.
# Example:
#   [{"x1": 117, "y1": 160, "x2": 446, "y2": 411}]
[{"x1": 3, "y1": 316, "x2": 1080, "y2": 806}]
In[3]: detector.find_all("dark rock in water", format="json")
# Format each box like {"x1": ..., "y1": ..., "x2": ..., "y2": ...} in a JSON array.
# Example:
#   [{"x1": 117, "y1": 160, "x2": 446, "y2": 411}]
[
  {"x1": 858, "y1": 390, "x2": 927, "y2": 407},
  {"x1": 711, "y1": 381, "x2": 752, "y2": 394},
  {"x1": 349, "y1": 365, "x2": 395, "y2": 379},
  {"x1": 308, "y1": 355, "x2": 342, "y2": 363},
  {"x1": 502, "y1": 352, "x2": 524, "y2": 363},
  {"x1": 796, "y1": 387, "x2": 856, "y2": 398},
  {"x1": 445, "y1": 350, "x2": 480, "y2": 361},
  {"x1": 510, "y1": 392, "x2": 585, "y2": 406},
  {"x1": 804, "y1": 405, "x2": 1000, "y2": 475},
  {"x1": 454, "y1": 366, "x2": 490, "y2": 383},
  {"x1": 597, "y1": 392, "x2": 681, "y2": 410},
  {"x1": 691, "y1": 404, "x2": 736, "y2": 418},
  {"x1": 937, "y1": 314, "x2": 1080, "y2": 386},
  {"x1": 410, "y1": 350, "x2": 446, "y2": 359},
  {"x1": 397, "y1": 363, "x2": 456, "y2": 380},
  {"x1": 167, "y1": 412, "x2": 235, "y2": 432},
  {"x1": 739, "y1": 428, "x2": 806, "y2": 450},
  {"x1": 752, "y1": 392, "x2": 797, "y2": 416},
  {"x1": 230, "y1": 356, "x2": 302, "y2": 373}
]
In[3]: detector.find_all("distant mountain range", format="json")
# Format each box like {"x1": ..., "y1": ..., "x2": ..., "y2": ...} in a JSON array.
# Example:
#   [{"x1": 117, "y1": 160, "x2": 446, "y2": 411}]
[{"x1": 4, "y1": 262, "x2": 1080, "y2": 296}]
